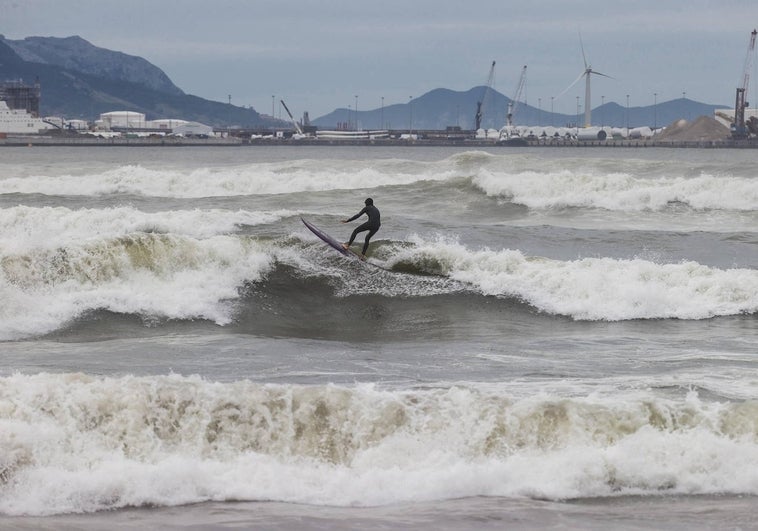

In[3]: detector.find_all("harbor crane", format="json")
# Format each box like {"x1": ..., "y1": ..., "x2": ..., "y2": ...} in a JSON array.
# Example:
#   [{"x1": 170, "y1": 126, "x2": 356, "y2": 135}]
[
  {"x1": 506, "y1": 65, "x2": 527, "y2": 127},
  {"x1": 280, "y1": 99, "x2": 303, "y2": 135},
  {"x1": 475, "y1": 61, "x2": 496, "y2": 130},
  {"x1": 732, "y1": 29, "x2": 757, "y2": 139}
]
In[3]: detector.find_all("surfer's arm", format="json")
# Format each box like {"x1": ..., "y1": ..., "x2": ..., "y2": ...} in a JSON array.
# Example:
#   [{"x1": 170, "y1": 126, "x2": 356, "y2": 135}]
[{"x1": 343, "y1": 207, "x2": 367, "y2": 223}]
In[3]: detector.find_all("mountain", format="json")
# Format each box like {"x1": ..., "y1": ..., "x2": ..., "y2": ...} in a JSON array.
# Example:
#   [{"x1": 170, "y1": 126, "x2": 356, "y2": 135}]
[
  {"x1": 0, "y1": 35, "x2": 273, "y2": 128},
  {"x1": 5, "y1": 36, "x2": 184, "y2": 96},
  {"x1": 313, "y1": 87, "x2": 730, "y2": 131}
]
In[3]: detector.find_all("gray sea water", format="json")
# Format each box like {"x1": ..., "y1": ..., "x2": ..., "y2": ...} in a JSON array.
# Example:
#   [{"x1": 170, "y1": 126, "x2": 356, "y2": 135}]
[{"x1": 1, "y1": 145, "x2": 757, "y2": 529}]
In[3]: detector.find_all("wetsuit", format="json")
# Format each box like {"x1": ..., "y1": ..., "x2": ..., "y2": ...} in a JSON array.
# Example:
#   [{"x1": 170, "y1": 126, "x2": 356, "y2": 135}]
[{"x1": 345, "y1": 204, "x2": 381, "y2": 256}]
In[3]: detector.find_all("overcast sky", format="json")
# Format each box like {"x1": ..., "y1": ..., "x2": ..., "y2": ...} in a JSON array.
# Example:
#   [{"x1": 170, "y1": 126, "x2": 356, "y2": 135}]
[{"x1": 3, "y1": 0, "x2": 758, "y2": 119}]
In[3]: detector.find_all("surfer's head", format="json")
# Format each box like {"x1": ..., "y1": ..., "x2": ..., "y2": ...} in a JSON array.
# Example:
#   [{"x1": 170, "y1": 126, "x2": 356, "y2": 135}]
[{"x1": 364, "y1": 198, "x2": 373, "y2": 206}]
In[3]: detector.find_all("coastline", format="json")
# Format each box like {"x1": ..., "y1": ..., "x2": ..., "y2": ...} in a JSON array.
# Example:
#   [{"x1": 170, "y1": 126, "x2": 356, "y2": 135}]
[{"x1": 2, "y1": 134, "x2": 756, "y2": 149}]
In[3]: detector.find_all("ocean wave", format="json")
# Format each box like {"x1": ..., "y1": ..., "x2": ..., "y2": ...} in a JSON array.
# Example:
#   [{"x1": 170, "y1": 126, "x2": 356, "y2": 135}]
[
  {"x1": 391, "y1": 236, "x2": 758, "y2": 320},
  {"x1": 0, "y1": 158, "x2": 460, "y2": 198},
  {"x1": 472, "y1": 169, "x2": 758, "y2": 212},
  {"x1": 3, "y1": 153, "x2": 758, "y2": 212},
  {"x1": 0, "y1": 233, "x2": 273, "y2": 340},
  {"x1": 0, "y1": 205, "x2": 291, "y2": 253},
  {"x1": 2, "y1": 229, "x2": 756, "y2": 341},
  {"x1": 2, "y1": 374, "x2": 758, "y2": 515}
]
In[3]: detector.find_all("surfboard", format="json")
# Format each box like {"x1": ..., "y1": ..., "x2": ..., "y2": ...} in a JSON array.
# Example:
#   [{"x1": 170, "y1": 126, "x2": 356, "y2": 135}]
[{"x1": 301, "y1": 217, "x2": 387, "y2": 269}]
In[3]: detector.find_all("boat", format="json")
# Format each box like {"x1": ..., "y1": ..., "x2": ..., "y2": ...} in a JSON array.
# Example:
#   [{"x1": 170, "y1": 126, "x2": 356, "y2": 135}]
[{"x1": 0, "y1": 100, "x2": 56, "y2": 134}]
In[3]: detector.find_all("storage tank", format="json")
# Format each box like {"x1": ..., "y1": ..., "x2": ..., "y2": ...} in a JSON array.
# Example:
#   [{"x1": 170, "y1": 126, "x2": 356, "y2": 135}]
[{"x1": 99, "y1": 111, "x2": 146, "y2": 128}]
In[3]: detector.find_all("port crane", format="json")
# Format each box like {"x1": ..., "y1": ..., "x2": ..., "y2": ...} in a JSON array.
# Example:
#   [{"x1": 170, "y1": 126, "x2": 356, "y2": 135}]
[
  {"x1": 732, "y1": 29, "x2": 757, "y2": 139},
  {"x1": 280, "y1": 99, "x2": 303, "y2": 135},
  {"x1": 506, "y1": 65, "x2": 527, "y2": 127},
  {"x1": 475, "y1": 61, "x2": 496, "y2": 130}
]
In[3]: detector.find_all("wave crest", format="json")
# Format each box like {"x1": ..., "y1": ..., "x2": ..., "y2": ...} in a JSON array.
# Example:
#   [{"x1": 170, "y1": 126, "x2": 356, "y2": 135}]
[
  {"x1": 0, "y1": 233, "x2": 273, "y2": 339},
  {"x1": 472, "y1": 169, "x2": 758, "y2": 212},
  {"x1": 395, "y1": 236, "x2": 758, "y2": 320},
  {"x1": 2, "y1": 374, "x2": 758, "y2": 514}
]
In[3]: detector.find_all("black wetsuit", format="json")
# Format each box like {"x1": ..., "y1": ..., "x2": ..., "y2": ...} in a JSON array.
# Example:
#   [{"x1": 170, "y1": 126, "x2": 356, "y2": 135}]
[{"x1": 346, "y1": 204, "x2": 381, "y2": 255}]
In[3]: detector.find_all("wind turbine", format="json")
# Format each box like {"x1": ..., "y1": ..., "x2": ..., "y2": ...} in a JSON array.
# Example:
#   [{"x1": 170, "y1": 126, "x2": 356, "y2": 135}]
[{"x1": 559, "y1": 34, "x2": 612, "y2": 127}]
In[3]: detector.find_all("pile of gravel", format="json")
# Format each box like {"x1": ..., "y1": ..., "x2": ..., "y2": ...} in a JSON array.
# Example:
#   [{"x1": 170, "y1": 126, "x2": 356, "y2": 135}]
[{"x1": 656, "y1": 115, "x2": 730, "y2": 142}]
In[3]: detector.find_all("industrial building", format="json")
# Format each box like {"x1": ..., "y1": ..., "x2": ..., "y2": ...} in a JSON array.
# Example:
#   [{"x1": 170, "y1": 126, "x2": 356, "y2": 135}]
[
  {"x1": 94, "y1": 111, "x2": 213, "y2": 136},
  {"x1": 0, "y1": 80, "x2": 41, "y2": 117}
]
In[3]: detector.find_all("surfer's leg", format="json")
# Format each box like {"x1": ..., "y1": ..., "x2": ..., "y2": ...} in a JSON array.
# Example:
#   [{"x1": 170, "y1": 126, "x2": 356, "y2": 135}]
[
  {"x1": 344, "y1": 229, "x2": 358, "y2": 249},
  {"x1": 361, "y1": 227, "x2": 378, "y2": 256},
  {"x1": 344, "y1": 231, "x2": 358, "y2": 249},
  {"x1": 344, "y1": 230, "x2": 357, "y2": 249},
  {"x1": 347, "y1": 222, "x2": 370, "y2": 248}
]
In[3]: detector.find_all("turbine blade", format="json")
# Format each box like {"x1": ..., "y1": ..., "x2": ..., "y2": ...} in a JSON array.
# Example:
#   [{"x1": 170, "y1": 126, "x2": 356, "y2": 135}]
[
  {"x1": 579, "y1": 31, "x2": 588, "y2": 69},
  {"x1": 556, "y1": 70, "x2": 587, "y2": 100},
  {"x1": 591, "y1": 70, "x2": 614, "y2": 79}
]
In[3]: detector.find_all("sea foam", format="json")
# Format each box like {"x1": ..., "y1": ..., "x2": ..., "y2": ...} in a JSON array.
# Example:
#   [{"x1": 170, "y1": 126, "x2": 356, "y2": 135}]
[
  {"x1": 395, "y1": 236, "x2": 758, "y2": 320},
  {"x1": 2, "y1": 374, "x2": 758, "y2": 515},
  {"x1": 0, "y1": 205, "x2": 291, "y2": 253},
  {"x1": 0, "y1": 159, "x2": 458, "y2": 198},
  {"x1": 0, "y1": 233, "x2": 273, "y2": 340},
  {"x1": 472, "y1": 168, "x2": 758, "y2": 212}
]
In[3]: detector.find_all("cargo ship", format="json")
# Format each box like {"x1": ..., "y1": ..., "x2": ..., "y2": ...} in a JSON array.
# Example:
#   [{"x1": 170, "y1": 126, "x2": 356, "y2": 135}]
[{"x1": 0, "y1": 100, "x2": 57, "y2": 135}]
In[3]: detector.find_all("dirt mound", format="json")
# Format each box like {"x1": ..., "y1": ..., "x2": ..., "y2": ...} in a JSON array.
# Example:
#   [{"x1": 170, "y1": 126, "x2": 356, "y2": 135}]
[{"x1": 656, "y1": 115, "x2": 730, "y2": 142}]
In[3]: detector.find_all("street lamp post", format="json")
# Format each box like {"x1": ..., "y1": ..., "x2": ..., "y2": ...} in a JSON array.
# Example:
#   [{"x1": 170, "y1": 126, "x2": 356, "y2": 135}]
[
  {"x1": 683, "y1": 91, "x2": 687, "y2": 120},
  {"x1": 551, "y1": 96, "x2": 554, "y2": 126},
  {"x1": 355, "y1": 95, "x2": 359, "y2": 131},
  {"x1": 654, "y1": 92, "x2": 658, "y2": 129},
  {"x1": 381, "y1": 97, "x2": 384, "y2": 129},
  {"x1": 626, "y1": 94, "x2": 630, "y2": 130},
  {"x1": 409, "y1": 96, "x2": 413, "y2": 134},
  {"x1": 538, "y1": 97, "x2": 541, "y2": 126}
]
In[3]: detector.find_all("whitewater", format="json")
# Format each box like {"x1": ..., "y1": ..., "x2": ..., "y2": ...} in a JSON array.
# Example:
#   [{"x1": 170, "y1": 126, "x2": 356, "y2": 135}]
[{"x1": 1, "y1": 145, "x2": 757, "y2": 530}]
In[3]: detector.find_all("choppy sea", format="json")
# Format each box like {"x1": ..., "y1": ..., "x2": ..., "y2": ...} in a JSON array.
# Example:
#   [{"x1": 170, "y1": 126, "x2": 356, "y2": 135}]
[{"x1": 1, "y1": 145, "x2": 757, "y2": 530}]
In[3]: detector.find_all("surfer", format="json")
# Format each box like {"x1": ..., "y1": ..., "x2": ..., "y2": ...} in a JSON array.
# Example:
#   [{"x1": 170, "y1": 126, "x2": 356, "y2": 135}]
[{"x1": 342, "y1": 198, "x2": 381, "y2": 259}]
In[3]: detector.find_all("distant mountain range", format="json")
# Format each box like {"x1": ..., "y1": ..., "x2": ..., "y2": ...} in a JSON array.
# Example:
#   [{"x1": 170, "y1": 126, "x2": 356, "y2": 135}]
[
  {"x1": 0, "y1": 35, "x2": 270, "y2": 128},
  {"x1": 314, "y1": 87, "x2": 730, "y2": 131},
  {"x1": 0, "y1": 35, "x2": 731, "y2": 131}
]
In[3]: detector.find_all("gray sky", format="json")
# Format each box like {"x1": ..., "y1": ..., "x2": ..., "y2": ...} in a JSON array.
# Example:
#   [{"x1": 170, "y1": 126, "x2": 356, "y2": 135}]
[{"x1": 3, "y1": 0, "x2": 758, "y2": 119}]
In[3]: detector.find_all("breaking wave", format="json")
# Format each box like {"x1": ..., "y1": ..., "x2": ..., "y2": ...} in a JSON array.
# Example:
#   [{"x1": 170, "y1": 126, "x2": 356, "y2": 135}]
[
  {"x1": 2, "y1": 226, "x2": 757, "y2": 340},
  {"x1": 0, "y1": 205, "x2": 291, "y2": 253},
  {"x1": 472, "y1": 168, "x2": 758, "y2": 212},
  {"x1": 389, "y1": 235, "x2": 758, "y2": 321},
  {"x1": 0, "y1": 157, "x2": 460, "y2": 198},
  {"x1": 2, "y1": 373, "x2": 758, "y2": 515},
  {"x1": 0, "y1": 233, "x2": 273, "y2": 340}
]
